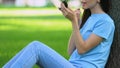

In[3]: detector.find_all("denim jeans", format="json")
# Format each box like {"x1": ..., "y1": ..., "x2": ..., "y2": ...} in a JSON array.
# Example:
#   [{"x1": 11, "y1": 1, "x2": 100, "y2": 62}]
[{"x1": 3, "y1": 41, "x2": 76, "y2": 68}]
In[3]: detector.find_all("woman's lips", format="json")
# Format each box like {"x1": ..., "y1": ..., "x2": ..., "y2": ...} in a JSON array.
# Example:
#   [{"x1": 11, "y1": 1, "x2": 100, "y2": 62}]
[{"x1": 82, "y1": 2, "x2": 87, "y2": 7}]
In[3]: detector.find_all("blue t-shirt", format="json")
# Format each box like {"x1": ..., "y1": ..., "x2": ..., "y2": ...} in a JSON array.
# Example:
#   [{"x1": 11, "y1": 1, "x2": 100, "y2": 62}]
[{"x1": 69, "y1": 13, "x2": 115, "y2": 68}]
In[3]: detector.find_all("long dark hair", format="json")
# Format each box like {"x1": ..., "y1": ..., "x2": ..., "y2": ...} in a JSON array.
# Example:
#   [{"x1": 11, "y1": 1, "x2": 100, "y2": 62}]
[{"x1": 80, "y1": 0, "x2": 111, "y2": 29}]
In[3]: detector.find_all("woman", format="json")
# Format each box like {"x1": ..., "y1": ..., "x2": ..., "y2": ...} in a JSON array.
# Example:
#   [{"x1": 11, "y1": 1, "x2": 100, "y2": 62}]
[{"x1": 3, "y1": 0, "x2": 115, "y2": 68}]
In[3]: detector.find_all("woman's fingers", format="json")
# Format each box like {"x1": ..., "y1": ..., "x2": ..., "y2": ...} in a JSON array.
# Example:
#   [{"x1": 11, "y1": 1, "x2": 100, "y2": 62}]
[
  {"x1": 75, "y1": 9, "x2": 81, "y2": 18},
  {"x1": 59, "y1": 3, "x2": 77, "y2": 22},
  {"x1": 68, "y1": 8, "x2": 73, "y2": 12},
  {"x1": 61, "y1": 3, "x2": 67, "y2": 10},
  {"x1": 59, "y1": 3, "x2": 69, "y2": 16},
  {"x1": 75, "y1": 9, "x2": 80, "y2": 14}
]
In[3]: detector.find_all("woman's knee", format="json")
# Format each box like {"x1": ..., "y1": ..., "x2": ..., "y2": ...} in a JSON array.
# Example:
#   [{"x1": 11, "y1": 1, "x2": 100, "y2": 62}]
[
  {"x1": 30, "y1": 40, "x2": 40, "y2": 45},
  {"x1": 28, "y1": 40, "x2": 45, "y2": 48},
  {"x1": 25, "y1": 40, "x2": 40, "y2": 48}
]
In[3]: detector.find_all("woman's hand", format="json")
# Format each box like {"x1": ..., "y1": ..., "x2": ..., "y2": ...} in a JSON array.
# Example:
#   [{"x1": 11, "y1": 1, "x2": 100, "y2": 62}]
[
  {"x1": 59, "y1": 3, "x2": 77, "y2": 22},
  {"x1": 59, "y1": 3, "x2": 81, "y2": 26},
  {"x1": 74, "y1": 9, "x2": 81, "y2": 22},
  {"x1": 74, "y1": 9, "x2": 81, "y2": 27}
]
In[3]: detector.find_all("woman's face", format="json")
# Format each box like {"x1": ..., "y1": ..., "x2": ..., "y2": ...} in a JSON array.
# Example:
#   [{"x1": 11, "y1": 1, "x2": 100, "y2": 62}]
[{"x1": 80, "y1": 0, "x2": 100, "y2": 9}]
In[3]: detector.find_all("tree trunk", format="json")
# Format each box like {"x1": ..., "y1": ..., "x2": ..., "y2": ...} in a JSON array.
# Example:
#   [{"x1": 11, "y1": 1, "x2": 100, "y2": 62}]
[{"x1": 105, "y1": 0, "x2": 120, "y2": 68}]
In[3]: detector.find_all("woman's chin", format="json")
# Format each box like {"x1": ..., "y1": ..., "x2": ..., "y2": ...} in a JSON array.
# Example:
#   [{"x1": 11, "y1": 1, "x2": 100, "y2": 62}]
[{"x1": 82, "y1": 7, "x2": 88, "y2": 10}]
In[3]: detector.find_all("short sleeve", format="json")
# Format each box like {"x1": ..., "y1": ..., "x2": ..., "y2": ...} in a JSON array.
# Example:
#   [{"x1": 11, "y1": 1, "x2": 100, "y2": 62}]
[{"x1": 93, "y1": 20, "x2": 115, "y2": 40}]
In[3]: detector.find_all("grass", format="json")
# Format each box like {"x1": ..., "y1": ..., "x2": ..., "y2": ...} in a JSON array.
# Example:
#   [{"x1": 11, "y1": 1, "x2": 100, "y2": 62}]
[{"x1": 0, "y1": 7, "x2": 72, "y2": 67}]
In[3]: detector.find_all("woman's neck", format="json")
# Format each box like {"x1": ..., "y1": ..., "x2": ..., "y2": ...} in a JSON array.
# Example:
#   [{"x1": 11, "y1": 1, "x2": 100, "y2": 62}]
[{"x1": 90, "y1": 4, "x2": 105, "y2": 14}]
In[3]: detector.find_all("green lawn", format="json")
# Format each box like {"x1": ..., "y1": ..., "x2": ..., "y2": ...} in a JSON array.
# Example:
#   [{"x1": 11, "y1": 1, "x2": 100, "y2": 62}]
[{"x1": 0, "y1": 8, "x2": 72, "y2": 67}]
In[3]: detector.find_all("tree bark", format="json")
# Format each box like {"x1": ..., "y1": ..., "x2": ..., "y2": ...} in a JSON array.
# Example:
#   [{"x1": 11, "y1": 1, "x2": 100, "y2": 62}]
[{"x1": 105, "y1": 0, "x2": 120, "y2": 68}]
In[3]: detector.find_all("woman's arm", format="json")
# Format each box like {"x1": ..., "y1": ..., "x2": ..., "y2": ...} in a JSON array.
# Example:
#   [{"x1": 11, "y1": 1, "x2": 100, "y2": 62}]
[
  {"x1": 68, "y1": 32, "x2": 76, "y2": 55},
  {"x1": 71, "y1": 20, "x2": 103, "y2": 54},
  {"x1": 60, "y1": 3, "x2": 103, "y2": 54},
  {"x1": 68, "y1": 9, "x2": 81, "y2": 55}
]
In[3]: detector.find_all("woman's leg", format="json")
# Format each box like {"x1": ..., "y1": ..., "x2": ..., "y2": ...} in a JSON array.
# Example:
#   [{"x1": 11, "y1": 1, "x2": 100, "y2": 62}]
[
  {"x1": 3, "y1": 41, "x2": 40, "y2": 68},
  {"x1": 3, "y1": 41, "x2": 76, "y2": 68},
  {"x1": 2, "y1": 47, "x2": 27, "y2": 68}
]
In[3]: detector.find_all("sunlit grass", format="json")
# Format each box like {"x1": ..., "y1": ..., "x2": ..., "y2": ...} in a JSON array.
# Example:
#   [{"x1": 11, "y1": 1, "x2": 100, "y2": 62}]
[{"x1": 0, "y1": 18, "x2": 71, "y2": 31}]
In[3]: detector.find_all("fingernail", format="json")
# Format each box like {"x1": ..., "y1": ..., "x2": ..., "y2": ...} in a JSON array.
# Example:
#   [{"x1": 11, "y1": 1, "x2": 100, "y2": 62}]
[{"x1": 59, "y1": 8, "x2": 61, "y2": 10}]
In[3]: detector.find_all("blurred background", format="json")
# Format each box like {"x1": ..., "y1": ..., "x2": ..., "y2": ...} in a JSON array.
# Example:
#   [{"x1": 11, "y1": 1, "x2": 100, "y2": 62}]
[{"x1": 0, "y1": 0, "x2": 81, "y2": 68}]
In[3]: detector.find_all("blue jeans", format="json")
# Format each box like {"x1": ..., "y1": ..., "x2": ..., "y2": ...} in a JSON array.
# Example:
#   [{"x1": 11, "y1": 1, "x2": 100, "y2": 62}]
[{"x1": 3, "y1": 41, "x2": 76, "y2": 68}]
